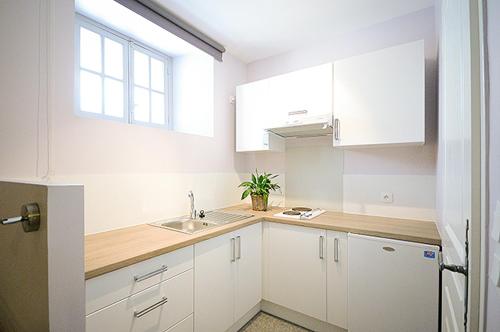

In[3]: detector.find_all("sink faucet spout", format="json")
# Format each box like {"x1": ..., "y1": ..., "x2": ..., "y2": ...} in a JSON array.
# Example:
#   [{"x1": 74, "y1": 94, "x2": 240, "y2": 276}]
[{"x1": 188, "y1": 191, "x2": 196, "y2": 219}]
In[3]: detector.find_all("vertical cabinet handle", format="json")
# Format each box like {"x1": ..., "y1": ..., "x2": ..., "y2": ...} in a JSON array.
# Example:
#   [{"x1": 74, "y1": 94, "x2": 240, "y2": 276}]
[
  {"x1": 334, "y1": 118, "x2": 340, "y2": 141},
  {"x1": 319, "y1": 236, "x2": 324, "y2": 259},
  {"x1": 334, "y1": 238, "x2": 339, "y2": 262},
  {"x1": 230, "y1": 237, "x2": 236, "y2": 262},
  {"x1": 236, "y1": 236, "x2": 241, "y2": 260}
]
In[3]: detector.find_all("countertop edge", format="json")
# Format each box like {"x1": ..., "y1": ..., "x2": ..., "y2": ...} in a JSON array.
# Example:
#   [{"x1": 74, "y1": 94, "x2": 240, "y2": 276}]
[{"x1": 85, "y1": 214, "x2": 441, "y2": 280}]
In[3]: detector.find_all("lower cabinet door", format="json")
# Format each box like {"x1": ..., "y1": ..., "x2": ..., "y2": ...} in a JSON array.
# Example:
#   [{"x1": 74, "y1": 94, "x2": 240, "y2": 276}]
[
  {"x1": 263, "y1": 222, "x2": 327, "y2": 321},
  {"x1": 194, "y1": 232, "x2": 235, "y2": 332},
  {"x1": 86, "y1": 269, "x2": 193, "y2": 332},
  {"x1": 326, "y1": 231, "x2": 348, "y2": 329},
  {"x1": 234, "y1": 222, "x2": 262, "y2": 321}
]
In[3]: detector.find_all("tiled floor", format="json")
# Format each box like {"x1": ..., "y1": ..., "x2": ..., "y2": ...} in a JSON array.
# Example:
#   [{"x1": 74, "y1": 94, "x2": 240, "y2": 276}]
[{"x1": 240, "y1": 312, "x2": 311, "y2": 332}]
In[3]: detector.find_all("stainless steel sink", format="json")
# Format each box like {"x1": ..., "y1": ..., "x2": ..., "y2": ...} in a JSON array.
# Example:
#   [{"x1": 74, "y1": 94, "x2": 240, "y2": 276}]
[{"x1": 149, "y1": 210, "x2": 254, "y2": 234}]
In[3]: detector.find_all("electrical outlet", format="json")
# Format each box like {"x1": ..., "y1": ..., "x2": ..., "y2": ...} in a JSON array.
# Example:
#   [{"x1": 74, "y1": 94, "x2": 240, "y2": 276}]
[{"x1": 380, "y1": 192, "x2": 393, "y2": 203}]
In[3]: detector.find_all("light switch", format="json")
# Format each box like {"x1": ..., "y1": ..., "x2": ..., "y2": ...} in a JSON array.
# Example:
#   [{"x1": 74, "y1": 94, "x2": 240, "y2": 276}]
[
  {"x1": 380, "y1": 192, "x2": 393, "y2": 203},
  {"x1": 491, "y1": 254, "x2": 500, "y2": 288}
]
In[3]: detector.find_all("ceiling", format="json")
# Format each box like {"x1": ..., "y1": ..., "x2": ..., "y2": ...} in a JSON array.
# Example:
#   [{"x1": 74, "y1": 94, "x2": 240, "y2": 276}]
[{"x1": 154, "y1": 0, "x2": 435, "y2": 63}]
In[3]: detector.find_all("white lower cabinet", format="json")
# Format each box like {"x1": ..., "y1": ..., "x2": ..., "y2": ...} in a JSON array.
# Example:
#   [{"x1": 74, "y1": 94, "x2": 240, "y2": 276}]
[
  {"x1": 194, "y1": 222, "x2": 262, "y2": 332},
  {"x1": 86, "y1": 269, "x2": 193, "y2": 332},
  {"x1": 263, "y1": 222, "x2": 327, "y2": 321},
  {"x1": 326, "y1": 231, "x2": 348, "y2": 329}
]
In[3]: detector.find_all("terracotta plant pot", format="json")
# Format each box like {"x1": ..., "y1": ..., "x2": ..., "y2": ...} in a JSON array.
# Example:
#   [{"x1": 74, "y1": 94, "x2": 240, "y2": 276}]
[{"x1": 251, "y1": 194, "x2": 268, "y2": 211}]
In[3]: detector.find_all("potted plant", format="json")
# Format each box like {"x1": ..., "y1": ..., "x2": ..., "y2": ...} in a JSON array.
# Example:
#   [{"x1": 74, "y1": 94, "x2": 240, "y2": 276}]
[{"x1": 239, "y1": 169, "x2": 280, "y2": 211}]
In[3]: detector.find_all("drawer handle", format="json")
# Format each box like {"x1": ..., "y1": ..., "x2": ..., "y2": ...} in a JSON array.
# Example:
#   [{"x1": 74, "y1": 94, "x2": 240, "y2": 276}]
[
  {"x1": 134, "y1": 296, "x2": 168, "y2": 318},
  {"x1": 133, "y1": 265, "x2": 168, "y2": 282},
  {"x1": 383, "y1": 246, "x2": 396, "y2": 252}
]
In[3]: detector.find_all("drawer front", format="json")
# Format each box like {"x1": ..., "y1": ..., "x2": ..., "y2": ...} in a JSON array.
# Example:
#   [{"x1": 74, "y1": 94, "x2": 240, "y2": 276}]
[
  {"x1": 164, "y1": 314, "x2": 193, "y2": 332},
  {"x1": 86, "y1": 245, "x2": 193, "y2": 314},
  {"x1": 86, "y1": 269, "x2": 193, "y2": 332}
]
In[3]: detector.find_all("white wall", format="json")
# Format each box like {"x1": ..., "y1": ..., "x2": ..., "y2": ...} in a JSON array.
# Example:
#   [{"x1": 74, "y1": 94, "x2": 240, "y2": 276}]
[
  {"x1": 0, "y1": 0, "x2": 264, "y2": 234},
  {"x1": 246, "y1": 7, "x2": 438, "y2": 221},
  {"x1": 0, "y1": 0, "x2": 437, "y2": 238}
]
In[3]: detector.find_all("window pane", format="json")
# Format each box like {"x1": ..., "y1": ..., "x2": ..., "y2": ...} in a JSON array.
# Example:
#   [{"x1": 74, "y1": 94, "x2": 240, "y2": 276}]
[
  {"x1": 133, "y1": 87, "x2": 149, "y2": 122},
  {"x1": 104, "y1": 78, "x2": 124, "y2": 118},
  {"x1": 80, "y1": 70, "x2": 102, "y2": 114},
  {"x1": 80, "y1": 27, "x2": 101, "y2": 72},
  {"x1": 151, "y1": 92, "x2": 165, "y2": 125},
  {"x1": 104, "y1": 38, "x2": 123, "y2": 79},
  {"x1": 151, "y1": 58, "x2": 165, "y2": 92},
  {"x1": 134, "y1": 50, "x2": 149, "y2": 88}
]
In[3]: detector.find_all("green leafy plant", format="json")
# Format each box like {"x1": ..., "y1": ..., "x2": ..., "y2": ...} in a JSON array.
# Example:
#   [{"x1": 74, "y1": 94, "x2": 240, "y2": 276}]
[{"x1": 239, "y1": 169, "x2": 281, "y2": 200}]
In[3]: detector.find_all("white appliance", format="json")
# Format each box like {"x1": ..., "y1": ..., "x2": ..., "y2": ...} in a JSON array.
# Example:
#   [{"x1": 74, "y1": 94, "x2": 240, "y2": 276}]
[
  {"x1": 348, "y1": 234, "x2": 440, "y2": 332},
  {"x1": 273, "y1": 208, "x2": 326, "y2": 220},
  {"x1": 266, "y1": 113, "x2": 332, "y2": 138}
]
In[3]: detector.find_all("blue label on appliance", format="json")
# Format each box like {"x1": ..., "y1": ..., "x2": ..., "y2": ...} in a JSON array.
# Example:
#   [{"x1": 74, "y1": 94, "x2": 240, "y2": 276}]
[{"x1": 424, "y1": 250, "x2": 436, "y2": 259}]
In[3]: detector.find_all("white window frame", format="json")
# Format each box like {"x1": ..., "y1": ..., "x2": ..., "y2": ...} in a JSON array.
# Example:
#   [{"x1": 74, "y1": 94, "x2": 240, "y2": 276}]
[
  {"x1": 129, "y1": 43, "x2": 171, "y2": 128},
  {"x1": 75, "y1": 14, "x2": 172, "y2": 129}
]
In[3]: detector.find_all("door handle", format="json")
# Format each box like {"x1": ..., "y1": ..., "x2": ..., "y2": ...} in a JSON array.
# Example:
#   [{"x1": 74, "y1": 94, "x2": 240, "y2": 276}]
[
  {"x1": 334, "y1": 238, "x2": 339, "y2": 262},
  {"x1": 236, "y1": 236, "x2": 241, "y2": 260},
  {"x1": 334, "y1": 118, "x2": 340, "y2": 141},
  {"x1": 439, "y1": 219, "x2": 470, "y2": 330},
  {"x1": 230, "y1": 237, "x2": 236, "y2": 262},
  {"x1": 1, "y1": 203, "x2": 41, "y2": 232},
  {"x1": 319, "y1": 236, "x2": 324, "y2": 259}
]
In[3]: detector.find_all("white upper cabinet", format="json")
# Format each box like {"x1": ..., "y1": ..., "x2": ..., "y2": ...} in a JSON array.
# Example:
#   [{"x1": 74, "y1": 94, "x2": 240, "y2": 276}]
[
  {"x1": 236, "y1": 63, "x2": 333, "y2": 152},
  {"x1": 236, "y1": 80, "x2": 282, "y2": 152},
  {"x1": 333, "y1": 40, "x2": 425, "y2": 147}
]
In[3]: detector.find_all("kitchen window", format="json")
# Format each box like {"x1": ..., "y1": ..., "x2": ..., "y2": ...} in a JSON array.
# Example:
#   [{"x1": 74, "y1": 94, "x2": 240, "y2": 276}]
[{"x1": 75, "y1": 16, "x2": 171, "y2": 128}]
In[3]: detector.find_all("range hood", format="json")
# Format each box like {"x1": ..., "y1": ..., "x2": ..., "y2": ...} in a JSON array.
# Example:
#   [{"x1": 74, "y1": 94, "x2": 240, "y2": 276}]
[{"x1": 266, "y1": 113, "x2": 332, "y2": 138}]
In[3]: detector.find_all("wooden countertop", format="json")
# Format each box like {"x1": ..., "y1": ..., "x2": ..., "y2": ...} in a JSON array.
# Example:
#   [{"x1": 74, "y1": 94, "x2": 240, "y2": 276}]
[{"x1": 85, "y1": 205, "x2": 441, "y2": 280}]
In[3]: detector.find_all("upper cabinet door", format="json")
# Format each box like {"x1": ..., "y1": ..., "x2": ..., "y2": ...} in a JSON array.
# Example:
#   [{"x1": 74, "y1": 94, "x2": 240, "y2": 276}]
[
  {"x1": 271, "y1": 63, "x2": 333, "y2": 124},
  {"x1": 236, "y1": 80, "x2": 284, "y2": 152},
  {"x1": 333, "y1": 40, "x2": 425, "y2": 147},
  {"x1": 235, "y1": 63, "x2": 332, "y2": 152}
]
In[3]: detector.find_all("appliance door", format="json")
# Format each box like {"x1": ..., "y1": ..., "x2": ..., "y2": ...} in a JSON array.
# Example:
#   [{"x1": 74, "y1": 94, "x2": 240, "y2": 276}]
[{"x1": 348, "y1": 234, "x2": 440, "y2": 332}]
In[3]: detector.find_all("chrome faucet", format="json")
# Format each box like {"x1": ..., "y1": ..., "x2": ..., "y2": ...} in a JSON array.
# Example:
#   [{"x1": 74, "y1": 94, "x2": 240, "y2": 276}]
[{"x1": 188, "y1": 191, "x2": 196, "y2": 219}]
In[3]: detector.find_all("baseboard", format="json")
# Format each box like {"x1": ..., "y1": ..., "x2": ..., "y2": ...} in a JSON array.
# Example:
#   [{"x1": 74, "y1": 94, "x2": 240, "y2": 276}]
[
  {"x1": 261, "y1": 300, "x2": 346, "y2": 332},
  {"x1": 227, "y1": 302, "x2": 261, "y2": 332}
]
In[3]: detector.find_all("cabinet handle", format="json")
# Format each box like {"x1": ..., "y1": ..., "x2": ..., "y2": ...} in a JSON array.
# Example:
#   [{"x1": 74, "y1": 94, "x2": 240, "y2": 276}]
[
  {"x1": 236, "y1": 236, "x2": 241, "y2": 260},
  {"x1": 334, "y1": 118, "x2": 340, "y2": 140},
  {"x1": 334, "y1": 238, "x2": 339, "y2": 262},
  {"x1": 231, "y1": 237, "x2": 236, "y2": 262},
  {"x1": 133, "y1": 265, "x2": 168, "y2": 282},
  {"x1": 288, "y1": 110, "x2": 308, "y2": 116},
  {"x1": 319, "y1": 236, "x2": 324, "y2": 259},
  {"x1": 134, "y1": 297, "x2": 168, "y2": 318}
]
